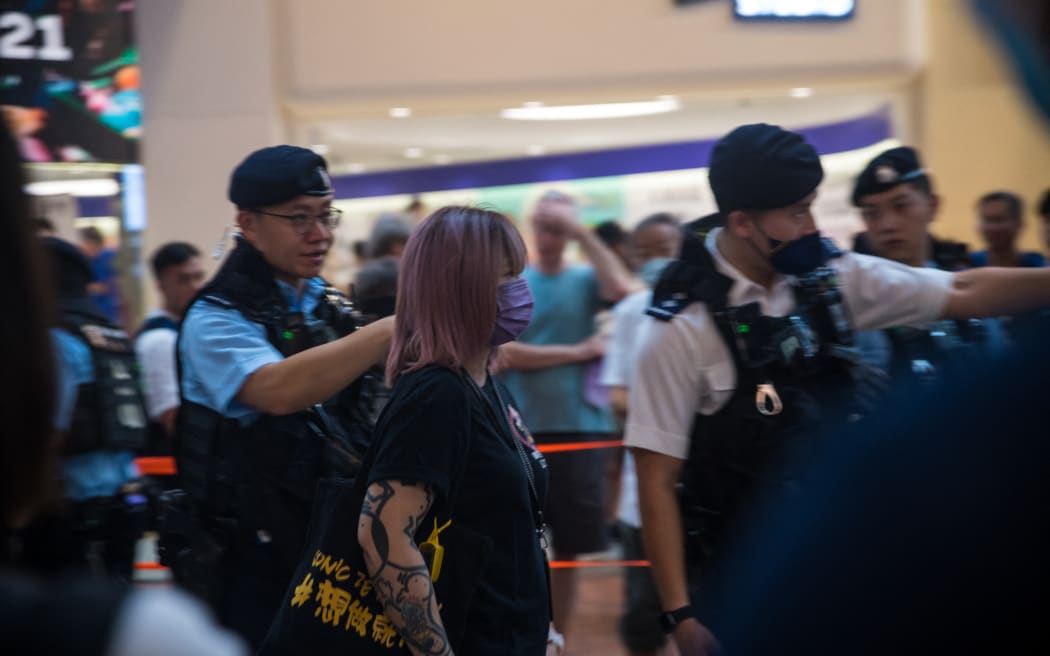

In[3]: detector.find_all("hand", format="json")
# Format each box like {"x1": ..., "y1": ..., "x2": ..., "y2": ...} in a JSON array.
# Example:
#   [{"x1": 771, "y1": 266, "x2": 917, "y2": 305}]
[
  {"x1": 673, "y1": 618, "x2": 721, "y2": 656},
  {"x1": 545, "y1": 641, "x2": 563, "y2": 656},
  {"x1": 575, "y1": 334, "x2": 605, "y2": 362}
]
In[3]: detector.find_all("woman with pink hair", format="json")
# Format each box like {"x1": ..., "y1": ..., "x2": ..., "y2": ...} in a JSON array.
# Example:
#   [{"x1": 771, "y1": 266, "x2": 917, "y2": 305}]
[{"x1": 358, "y1": 206, "x2": 561, "y2": 655}]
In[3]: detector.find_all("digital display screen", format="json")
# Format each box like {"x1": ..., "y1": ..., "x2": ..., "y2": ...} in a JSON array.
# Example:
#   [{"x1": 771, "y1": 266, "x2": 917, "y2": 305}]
[
  {"x1": 1, "y1": 0, "x2": 140, "y2": 163},
  {"x1": 734, "y1": 0, "x2": 856, "y2": 20}
]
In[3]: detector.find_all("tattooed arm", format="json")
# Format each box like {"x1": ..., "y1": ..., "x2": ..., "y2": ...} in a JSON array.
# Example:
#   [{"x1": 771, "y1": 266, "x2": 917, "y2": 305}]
[{"x1": 358, "y1": 480, "x2": 452, "y2": 656}]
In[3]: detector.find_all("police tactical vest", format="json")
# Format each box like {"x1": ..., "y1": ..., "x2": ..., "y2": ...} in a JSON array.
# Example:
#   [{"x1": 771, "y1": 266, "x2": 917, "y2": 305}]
[
  {"x1": 175, "y1": 238, "x2": 368, "y2": 568},
  {"x1": 62, "y1": 298, "x2": 149, "y2": 456},
  {"x1": 649, "y1": 215, "x2": 885, "y2": 570}
]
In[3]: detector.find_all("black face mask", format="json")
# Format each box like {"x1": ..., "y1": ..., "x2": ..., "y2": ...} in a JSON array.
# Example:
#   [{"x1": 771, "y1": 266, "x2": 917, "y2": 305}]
[{"x1": 766, "y1": 231, "x2": 827, "y2": 276}]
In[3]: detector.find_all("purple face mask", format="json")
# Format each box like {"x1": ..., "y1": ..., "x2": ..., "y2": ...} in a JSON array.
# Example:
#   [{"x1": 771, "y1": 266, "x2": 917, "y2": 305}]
[{"x1": 491, "y1": 278, "x2": 534, "y2": 346}]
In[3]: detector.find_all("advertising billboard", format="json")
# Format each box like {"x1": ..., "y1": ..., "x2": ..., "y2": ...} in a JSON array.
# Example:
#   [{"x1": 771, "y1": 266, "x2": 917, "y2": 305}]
[{"x1": 1, "y1": 0, "x2": 140, "y2": 163}]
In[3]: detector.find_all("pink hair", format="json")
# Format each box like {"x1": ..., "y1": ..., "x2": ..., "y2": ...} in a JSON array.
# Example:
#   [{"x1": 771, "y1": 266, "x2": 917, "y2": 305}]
[{"x1": 386, "y1": 206, "x2": 527, "y2": 386}]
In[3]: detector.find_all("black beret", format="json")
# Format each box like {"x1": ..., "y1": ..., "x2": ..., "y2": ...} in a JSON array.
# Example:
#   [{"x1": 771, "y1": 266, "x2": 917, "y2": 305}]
[
  {"x1": 851, "y1": 146, "x2": 928, "y2": 206},
  {"x1": 228, "y1": 145, "x2": 332, "y2": 208},
  {"x1": 708, "y1": 123, "x2": 824, "y2": 213},
  {"x1": 40, "y1": 236, "x2": 94, "y2": 297}
]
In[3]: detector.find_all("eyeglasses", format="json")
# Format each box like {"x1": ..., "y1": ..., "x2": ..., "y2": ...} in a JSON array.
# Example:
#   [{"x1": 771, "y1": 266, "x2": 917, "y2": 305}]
[{"x1": 253, "y1": 207, "x2": 342, "y2": 234}]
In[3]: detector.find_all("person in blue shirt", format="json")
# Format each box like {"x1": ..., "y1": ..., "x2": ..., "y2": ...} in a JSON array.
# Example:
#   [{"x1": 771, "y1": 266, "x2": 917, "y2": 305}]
[
  {"x1": 970, "y1": 190, "x2": 1047, "y2": 268},
  {"x1": 18, "y1": 236, "x2": 150, "y2": 581},
  {"x1": 173, "y1": 145, "x2": 393, "y2": 649},
  {"x1": 79, "y1": 226, "x2": 123, "y2": 325},
  {"x1": 851, "y1": 146, "x2": 1009, "y2": 383}
]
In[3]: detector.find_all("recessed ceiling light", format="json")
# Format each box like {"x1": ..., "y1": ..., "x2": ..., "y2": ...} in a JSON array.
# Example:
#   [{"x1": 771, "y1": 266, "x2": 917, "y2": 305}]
[
  {"x1": 389, "y1": 107, "x2": 412, "y2": 118},
  {"x1": 25, "y1": 179, "x2": 120, "y2": 197},
  {"x1": 526, "y1": 144, "x2": 546, "y2": 156},
  {"x1": 404, "y1": 147, "x2": 424, "y2": 159},
  {"x1": 501, "y1": 97, "x2": 681, "y2": 121},
  {"x1": 790, "y1": 87, "x2": 814, "y2": 98},
  {"x1": 433, "y1": 154, "x2": 452, "y2": 165},
  {"x1": 309, "y1": 144, "x2": 330, "y2": 155},
  {"x1": 347, "y1": 163, "x2": 366, "y2": 174}
]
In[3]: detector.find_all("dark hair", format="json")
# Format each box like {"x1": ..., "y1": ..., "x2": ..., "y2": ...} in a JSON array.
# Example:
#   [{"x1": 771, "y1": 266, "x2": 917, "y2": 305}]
[
  {"x1": 33, "y1": 217, "x2": 55, "y2": 233},
  {"x1": 150, "y1": 241, "x2": 201, "y2": 279},
  {"x1": 78, "y1": 225, "x2": 104, "y2": 244},
  {"x1": 978, "y1": 191, "x2": 1025, "y2": 221},
  {"x1": 367, "y1": 213, "x2": 412, "y2": 258},
  {"x1": 353, "y1": 255, "x2": 399, "y2": 303},
  {"x1": 594, "y1": 220, "x2": 629, "y2": 248},
  {"x1": 633, "y1": 212, "x2": 681, "y2": 236},
  {"x1": 1037, "y1": 188, "x2": 1050, "y2": 219},
  {"x1": 0, "y1": 125, "x2": 57, "y2": 526}
]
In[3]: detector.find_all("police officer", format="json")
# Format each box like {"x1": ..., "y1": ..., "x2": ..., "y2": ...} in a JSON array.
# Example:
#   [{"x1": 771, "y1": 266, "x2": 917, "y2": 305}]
[
  {"x1": 851, "y1": 146, "x2": 1009, "y2": 383},
  {"x1": 37, "y1": 236, "x2": 150, "y2": 580},
  {"x1": 626, "y1": 123, "x2": 1050, "y2": 656},
  {"x1": 174, "y1": 145, "x2": 393, "y2": 648}
]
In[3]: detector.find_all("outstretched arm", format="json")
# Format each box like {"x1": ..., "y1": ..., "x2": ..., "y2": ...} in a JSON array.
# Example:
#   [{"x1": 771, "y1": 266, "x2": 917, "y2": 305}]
[
  {"x1": 943, "y1": 267, "x2": 1050, "y2": 319},
  {"x1": 358, "y1": 480, "x2": 451, "y2": 656}
]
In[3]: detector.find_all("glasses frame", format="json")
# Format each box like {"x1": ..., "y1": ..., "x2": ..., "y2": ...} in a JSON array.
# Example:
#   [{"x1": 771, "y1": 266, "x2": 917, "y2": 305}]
[{"x1": 253, "y1": 207, "x2": 342, "y2": 234}]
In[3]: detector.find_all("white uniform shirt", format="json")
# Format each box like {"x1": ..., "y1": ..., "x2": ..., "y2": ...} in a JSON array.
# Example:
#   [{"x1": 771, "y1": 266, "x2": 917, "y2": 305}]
[
  {"x1": 135, "y1": 309, "x2": 180, "y2": 419},
  {"x1": 624, "y1": 227, "x2": 953, "y2": 460}
]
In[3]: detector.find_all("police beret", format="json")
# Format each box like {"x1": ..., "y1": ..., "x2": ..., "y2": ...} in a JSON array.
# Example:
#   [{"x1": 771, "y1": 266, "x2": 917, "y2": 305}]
[
  {"x1": 40, "y1": 236, "x2": 94, "y2": 296},
  {"x1": 228, "y1": 145, "x2": 332, "y2": 208},
  {"x1": 708, "y1": 123, "x2": 824, "y2": 213},
  {"x1": 851, "y1": 146, "x2": 927, "y2": 206}
]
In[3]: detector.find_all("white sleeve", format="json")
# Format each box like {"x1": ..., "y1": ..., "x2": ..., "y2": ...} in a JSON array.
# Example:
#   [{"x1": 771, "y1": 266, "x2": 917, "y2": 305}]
[
  {"x1": 106, "y1": 589, "x2": 247, "y2": 656},
  {"x1": 836, "y1": 253, "x2": 953, "y2": 331},
  {"x1": 624, "y1": 312, "x2": 707, "y2": 460},
  {"x1": 600, "y1": 301, "x2": 632, "y2": 387},
  {"x1": 135, "y1": 329, "x2": 180, "y2": 419}
]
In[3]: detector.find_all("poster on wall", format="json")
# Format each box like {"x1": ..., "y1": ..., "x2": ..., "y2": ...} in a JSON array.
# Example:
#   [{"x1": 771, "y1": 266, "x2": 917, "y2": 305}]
[{"x1": 0, "y1": 0, "x2": 140, "y2": 163}]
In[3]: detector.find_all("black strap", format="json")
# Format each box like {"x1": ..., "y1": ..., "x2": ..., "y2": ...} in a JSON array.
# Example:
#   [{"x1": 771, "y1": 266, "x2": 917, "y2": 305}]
[{"x1": 463, "y1": 371, "x2": 547, "y2": 541}]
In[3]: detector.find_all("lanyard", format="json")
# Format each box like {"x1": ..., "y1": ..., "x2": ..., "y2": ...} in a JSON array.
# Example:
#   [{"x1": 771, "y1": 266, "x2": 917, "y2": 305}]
[{"x1": 464, "y1": 371, "x2": 548, "y2": 546}]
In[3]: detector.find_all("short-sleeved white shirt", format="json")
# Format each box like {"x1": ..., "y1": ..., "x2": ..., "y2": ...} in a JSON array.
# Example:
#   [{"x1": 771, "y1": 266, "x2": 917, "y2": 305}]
[
  {"x1": 599, "y1": 288, "x2": 652, "y2": 389},
  {"x1": 135, "y1": 309, "x2": 180, "y2": 419},
  {"x1": 624, "y1": 227, "x2": 953, "y2": 460}
]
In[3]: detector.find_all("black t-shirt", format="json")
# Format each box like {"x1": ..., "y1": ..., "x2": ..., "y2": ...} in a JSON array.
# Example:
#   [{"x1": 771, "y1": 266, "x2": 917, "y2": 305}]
[{"x1": 368, "y1": 365, "x2": 551, "y2": 655}]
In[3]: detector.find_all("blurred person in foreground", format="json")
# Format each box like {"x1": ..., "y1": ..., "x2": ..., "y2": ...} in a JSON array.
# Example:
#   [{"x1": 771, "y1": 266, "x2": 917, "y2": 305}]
[
  {"x1": 171, "y1": 145, "x2": 393, "y2": 648},
  {"x1": 969, "y1": 190, "x2": 1047, "y2": 267},
  {"x1": 850, "y1": 146, "x2": 1009, "y2": 383},
  {"x1": 358, "y1": 206, "x2": 559, "y2": 655},
  {"x1": 0, "y1": 107, "x2": 246, "y2": 656},
  {"x1": 496, "y1": 190, "x2": 634, "y2": 646},
  {"x1": 600, "y1": 212, "x2": 683, "y2": 656},
  {"x1": 135, "y1": 242, "x2": 206, "y2": 451},
  {"x1": 627, "y1": 121, "x2": 1050, "y2": 656}
]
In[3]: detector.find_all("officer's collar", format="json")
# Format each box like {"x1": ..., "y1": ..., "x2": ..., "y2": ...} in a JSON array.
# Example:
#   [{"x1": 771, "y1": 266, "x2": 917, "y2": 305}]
[{"x1": 705, "y1": 228, "x2": 795, "y2": 309}]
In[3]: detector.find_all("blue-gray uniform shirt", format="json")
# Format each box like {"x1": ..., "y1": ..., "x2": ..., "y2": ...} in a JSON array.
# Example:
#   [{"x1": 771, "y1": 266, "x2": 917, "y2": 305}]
[
  {"x1": 855, "y1": 262, "x2": 1010, "y2": 371},
  {"x1": 51, "y1": 328, "x2": 138, "y2": 501},
  {"x1": 179, "y1": 277, "x2": 327, "y2": 424}
]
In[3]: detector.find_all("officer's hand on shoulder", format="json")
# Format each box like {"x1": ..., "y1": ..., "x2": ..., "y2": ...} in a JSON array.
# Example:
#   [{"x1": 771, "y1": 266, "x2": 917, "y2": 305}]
[{"x1": 674, "y1": 618, "x2": 722, "y2": 656}]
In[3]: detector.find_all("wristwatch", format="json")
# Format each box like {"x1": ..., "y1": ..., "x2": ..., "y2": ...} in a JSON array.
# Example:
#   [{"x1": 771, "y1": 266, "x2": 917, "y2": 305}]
[{"x1": 659, "y1": 604, "x2": 696, "y2": 634}]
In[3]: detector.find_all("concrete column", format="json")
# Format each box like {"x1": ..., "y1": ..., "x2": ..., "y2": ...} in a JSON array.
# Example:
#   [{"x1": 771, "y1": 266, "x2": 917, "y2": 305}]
[{"x1": 135, "y1": 0, "x2": 285, "y2": 314}]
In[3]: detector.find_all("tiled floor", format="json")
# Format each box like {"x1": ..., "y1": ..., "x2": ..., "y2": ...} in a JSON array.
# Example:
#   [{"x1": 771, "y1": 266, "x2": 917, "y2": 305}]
[{"x1": 566, "y1": 565, "x2": 629, "y2": 656}]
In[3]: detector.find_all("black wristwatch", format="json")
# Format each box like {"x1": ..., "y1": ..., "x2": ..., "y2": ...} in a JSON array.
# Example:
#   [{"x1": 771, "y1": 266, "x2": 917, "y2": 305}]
[{"x1": 659, "y1": 605, "x2": 696, "y2": 634}]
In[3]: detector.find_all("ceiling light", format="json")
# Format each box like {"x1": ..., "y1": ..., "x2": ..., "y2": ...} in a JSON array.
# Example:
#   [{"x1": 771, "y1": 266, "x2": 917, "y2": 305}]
[
  {"x1": 523, "y1": 101, "x2": 544, "y2": 108},
  {"x1": 501, "y1": 97, "x2": 681, "y2": 121},
  {"x1": 433, "y1": 154, "x2": 452, "y2": 165},
  {"x1": 389, "y1": 107, "x2": 412, "y2": 118},
  {"x1": 309, "y1": 144, "x2": 330, "y2": 155},
  {"x1": 526, "y1": 145, "x2": 546, "y2": 156},
  {"x1": 24, "y1": 178, "x2": 120, "y2": 197},
  {"x1": 347, "y1": 163, "x2": 366, "y2": 174},
  {"x1": 404, "y1": 147, "x2": 424, "y2": 159},
  {"x1": 790, "y1": 87, "x2": 814, "y2": 98}
]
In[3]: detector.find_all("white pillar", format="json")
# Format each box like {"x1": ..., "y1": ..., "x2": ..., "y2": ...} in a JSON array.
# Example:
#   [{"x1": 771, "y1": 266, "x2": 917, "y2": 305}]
[{"x1": 135, "y1": 0, "x2": 285, "y2": 313}]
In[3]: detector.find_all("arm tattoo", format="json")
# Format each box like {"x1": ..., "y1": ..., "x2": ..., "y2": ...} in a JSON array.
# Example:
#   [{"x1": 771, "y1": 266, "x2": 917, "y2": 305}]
[{"x1": 361, "y1": 481, "x2": 451, "y2": 655}]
